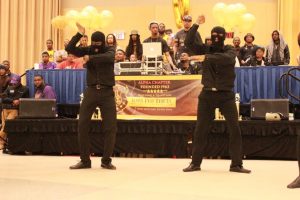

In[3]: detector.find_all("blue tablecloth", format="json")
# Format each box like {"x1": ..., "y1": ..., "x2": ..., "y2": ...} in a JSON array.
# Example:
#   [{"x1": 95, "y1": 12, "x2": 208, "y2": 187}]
[
  {"x1": 234, "y1": 66, "x2": 300, "y2": 104},
  {"x1": 26, "y1": 66, "x2": 300, "y2": 104}
]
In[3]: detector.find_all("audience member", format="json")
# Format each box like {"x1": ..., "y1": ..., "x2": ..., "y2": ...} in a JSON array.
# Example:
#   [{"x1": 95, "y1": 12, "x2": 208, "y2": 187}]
[
  {"x1": 115, "y1": 49, "x2": 126, "y2": 63},
  {"x1": 239, "y1": 33, "x2": 258, "y2": 65},
  {"x1": 2, "y1": 60, "x2": 16, "y2": 78},
  {"x1": 39, "y1": 52, "x2": 56, "y2": 69},
  {"x1": 0, "y1": 65, "x2": 10, "y2": 93},
  {"x1": 233, "y1": 37, "x2": 241, "y2": 56},
  {"x1": 158, "y1": 23, "x2": 168, "y2": 41},
  {"x1": 54, "y1": 39, "x2": 69, "y2": 63},
  {"x1": 45, "y1": 39, "x2": 56, "y2": 62},
  {"x1": 205, "y1": 37, "x2": 212, "y2": 46},
  {"x1": 266, "y1": 30, "x2": 290, "y2": 65},
  {"x1": 143, "y1": 21, "x2": 177, "y2": 71},
  {"x1": 0, "y1": 75, "x2": 29, "y2": 150},
  {"x1": 33, "y1": 75, "x2": 56, "y2": 99},
  {"x1": 125, "y1": 30, "x2": 143, "y2": 61},
  {"x1": 177, "y1": 52, "x2": 197, "y2": 74},
  {"x1": 56, "y1": 53, "x2": 83, "y2": 69},
  {"x1": 129, "y1": 54, "x2": 138, "y2": 62},
  {"x1": 78, "y1": 35, "x2": 88, "y2": 47},
  {"x1": 106, "y1": 34, "x2": 117, "y2": 49},
  {"x1": 174, "y1": 15, "x2": 202, "y2": 61},
  {"x1": 244, "y1": 47, "x2": 269, "y2": 67}
]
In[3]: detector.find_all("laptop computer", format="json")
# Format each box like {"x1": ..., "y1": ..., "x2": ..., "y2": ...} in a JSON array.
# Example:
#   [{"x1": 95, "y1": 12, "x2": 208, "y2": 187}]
[
  {"x1": 18, "y1": 98, "x2": 57, "y2": 119},
  {"x1": 142, "y1": 42, "x2": 162, "y2": 57}
]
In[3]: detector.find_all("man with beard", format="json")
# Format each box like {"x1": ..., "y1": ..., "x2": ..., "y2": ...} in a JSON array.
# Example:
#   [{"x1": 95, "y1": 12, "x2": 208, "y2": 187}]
[
  {"x1": 33, "y1": 75, "x2": 56, "y2": 99},
  {"x1": 67, "y1": 23, "x2": 117, "y2": 170},
  {"x1": 182, "y1": 15, "x2": 251, "y2": 174},
  {"x1": 266, "y1": 30, "x2": 290, "y2": 65},
  {"x1": 287, "y1": 32, "x2": 300, "y2": 189}
]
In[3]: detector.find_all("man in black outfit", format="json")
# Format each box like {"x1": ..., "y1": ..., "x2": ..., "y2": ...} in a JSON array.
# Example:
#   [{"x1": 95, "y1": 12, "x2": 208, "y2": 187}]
[
  {"x1": 67, "y1": 23, "x2": 117, "y2": 170},
  {"x1": 182, "y1": 15, "x2": 251, "y2": 173}
]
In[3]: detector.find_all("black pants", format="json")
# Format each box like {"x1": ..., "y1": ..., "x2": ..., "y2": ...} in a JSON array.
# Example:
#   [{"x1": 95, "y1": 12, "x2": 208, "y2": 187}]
[
  {"x1": 192, "y1": 90, "x2": 243, "y2": 167},
  {"x1": 78, "y1": 87, "x2": 117, "y2": 164}
]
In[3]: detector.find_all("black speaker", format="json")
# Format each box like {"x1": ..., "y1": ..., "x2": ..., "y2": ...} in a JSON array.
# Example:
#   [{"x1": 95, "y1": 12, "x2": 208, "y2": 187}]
[{"x1": 250, "y1": 99, "x2": 289, "y2": 120}]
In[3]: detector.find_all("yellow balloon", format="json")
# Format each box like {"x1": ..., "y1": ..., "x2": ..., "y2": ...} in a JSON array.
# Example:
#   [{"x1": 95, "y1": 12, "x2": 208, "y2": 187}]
[
  {"x1": 99, "y1": 10, "x2": 114, "y2": 28},
  {"x1": 90, "y1": 13, "x2": 102, "y2": 30},
  {"x1": 51, "y1": 16, "x2": 68, "y2": 29},
  {"x1": 65, "y1": 10, "x2": 79, "y2": 27},
  {"x1": 78, "y1": 10, "x2": 92, "y2": 28},
  {"x1": 224, "y1": 4, "x2": 238, "y2": 30},
  {"x1": 82, "y1": 6, "x2": 98, "y2": 16},
  {"x1": 239, "y1": 13, "x2": 256, "y2": 32},
  {"x1": 234, "y1": 3, "x2": 247, "y2": 17},
  {"x1": 212, "y1": 3, "x2": 227, "y2": 25}
]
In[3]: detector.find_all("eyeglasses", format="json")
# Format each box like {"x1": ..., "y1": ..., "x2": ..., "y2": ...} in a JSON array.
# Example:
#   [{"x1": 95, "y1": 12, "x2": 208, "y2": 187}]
[{"x1": 183, "y1": 20, "x2": 192, "y2": 22}]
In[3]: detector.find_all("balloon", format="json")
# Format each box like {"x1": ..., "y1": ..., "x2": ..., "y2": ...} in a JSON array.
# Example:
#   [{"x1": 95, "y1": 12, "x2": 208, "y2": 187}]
[
  {"x1": 234, "y1": 3, "x2": 247, "y2": 17},
  {"x1": 224, "y1": 4, "x2": 239, "y2": 30},
  {"x1": 99, "y1": 10, "x2": 114, "y2": 28},
  {"x1": 239, "y1": 13, "x2": 256, "y2": 32},
  {"x1": 82, "y1": 6, "x2": 98, "y2": 16},
  {"x1": 90, "y1": 13, "x2": 102, "y2": 30},
  {"x1": 78, "y1": 10, "x2": 93, "y2": 28},
  {"x1": 65, "y1": 10, "x2": 79, "y2": 27},
  {"x1": 51, "y1": 16, "x2": 68, "y2": 29},
  {"x1": 65, "y1": 10, "x2": 79, "y2": 20},
  {"x1": 212, "y1": 3, "x2": 227, "y2": 25}
]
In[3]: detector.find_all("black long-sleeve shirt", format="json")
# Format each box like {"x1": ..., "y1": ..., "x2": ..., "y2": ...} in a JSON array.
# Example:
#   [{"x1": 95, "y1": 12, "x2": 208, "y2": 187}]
[
  {"x1": 185, "y1": 24, "x2": 236, "y2": 91},
  {"x1": 66, "y1": 32, "x2": 115, "y2": 87},
  {"x1": 1, "y1": 85, "x2": 29, "y2": 109}
]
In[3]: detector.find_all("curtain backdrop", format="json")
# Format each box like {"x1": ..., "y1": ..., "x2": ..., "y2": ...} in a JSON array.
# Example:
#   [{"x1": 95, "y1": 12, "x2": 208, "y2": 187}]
[
  {"x1": 0, "y1": 0, "x2": 61, "y2": 76},
  {"x1": 278, "y1": 0, "x2": 300, "y2": 66}
]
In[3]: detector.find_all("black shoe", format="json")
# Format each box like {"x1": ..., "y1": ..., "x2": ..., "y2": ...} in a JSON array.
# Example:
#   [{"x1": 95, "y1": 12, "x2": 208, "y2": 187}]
[
  {"x1": 101, "y1": 162, "x2": 116, "y2": 170},
  {"x1": 287, "y1": 176, "x2": 300, "y2": 189},
  {"x1": 183, "y1": 163, "x2": 201, "y2": 172},
  {"x1": 69, "y1": 161, "x2": 91, "y2": 169},
  {"x1": 230, "y1": 166, "x2": 251, "y2": 174}
]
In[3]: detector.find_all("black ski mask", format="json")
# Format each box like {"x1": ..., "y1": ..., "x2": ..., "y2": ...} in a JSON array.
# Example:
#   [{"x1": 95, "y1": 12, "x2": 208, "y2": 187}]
[
  {"x1": 210, "y1": 26, "x2": 226, "y2": 53},
  {"x1": 90, "y1": 31, "x2": 105, "y2": 54}
]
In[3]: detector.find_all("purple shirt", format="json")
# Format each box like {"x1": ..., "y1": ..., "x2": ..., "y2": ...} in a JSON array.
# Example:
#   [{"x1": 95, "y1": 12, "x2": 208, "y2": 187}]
[
  {"x1": 39, "y1": 62, "x2": 56, "y2": 69},
  {"x1": 35, "y1": 85, "x2": 56, "y2": 99}
]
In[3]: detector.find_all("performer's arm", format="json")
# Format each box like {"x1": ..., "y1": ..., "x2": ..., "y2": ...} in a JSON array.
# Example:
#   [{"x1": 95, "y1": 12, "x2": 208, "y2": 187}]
[
  {"x1": 184, "y1": 15, "x2": 206, "y2": 55},
  {"x1": 207, "y1": 46, "x2": 236, "y2": 67},
  {"x1": 65, "y1": 23, "x2": 89, "y2": 57},
  {"x1": 87, "y1": 47, "x2": 115, "y2": 64}
]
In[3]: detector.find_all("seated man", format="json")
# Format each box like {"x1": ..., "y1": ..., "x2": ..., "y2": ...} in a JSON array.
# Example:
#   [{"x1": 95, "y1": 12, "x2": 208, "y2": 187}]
[
  {"x1": 177, "y1": 52, "x2": 197, "y2": 74},
  {"x1": 244, "y1": 47, "x2": 269, "y2": 67},
  {"x1": 115, "y1": 49, "x2": 126, "y2": 63},
  {"x1": 38, "y1": 52, "x2": 56, "y2": 69},
  {"x1": 0, "y1": 75, "x2": 29, "y2": 150},
  {"x1": 33, "y1": 75, "x2": 56, "y2": 99},
  {"x1": 56, "y1": 53, "x2": 83, "y2": 69}
]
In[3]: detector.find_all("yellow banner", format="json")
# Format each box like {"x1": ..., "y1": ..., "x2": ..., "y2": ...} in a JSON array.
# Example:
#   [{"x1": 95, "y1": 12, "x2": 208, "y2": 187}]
[{"x1": 127, "y1": 97, "x2": 176, "y2": 108}]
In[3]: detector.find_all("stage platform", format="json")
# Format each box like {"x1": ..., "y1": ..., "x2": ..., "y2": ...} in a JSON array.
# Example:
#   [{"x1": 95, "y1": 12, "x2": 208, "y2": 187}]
[
  {"x1": 0, "y1": 155, "x2": 299, "y2": 200},
  {"x1": 5, "y1": 119, "x2": 300, "y2": 159}
]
